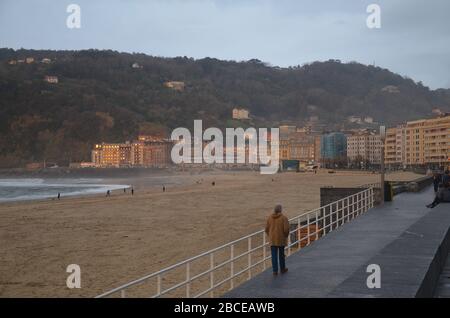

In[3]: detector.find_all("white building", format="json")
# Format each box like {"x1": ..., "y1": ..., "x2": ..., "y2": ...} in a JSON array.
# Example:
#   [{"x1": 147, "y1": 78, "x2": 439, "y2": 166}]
[
  {"x1": 232, "y1": 108, "x2": 250, "y2": 120},
  {"x1": 44, "y1": 76, "x2": 59, "y2": 84},
  {"x1": 347, "y1": 131, "x2": 382, "y2": 165},
  {"x1": 164, "y1": 81, "x2": 185, "y2": 91},
  {"x1": 364, "y1": 116, "x2": 374, "y2": 124},
  {"x1": 348, "y1": 116, "x2": 362, "y2": 124}
]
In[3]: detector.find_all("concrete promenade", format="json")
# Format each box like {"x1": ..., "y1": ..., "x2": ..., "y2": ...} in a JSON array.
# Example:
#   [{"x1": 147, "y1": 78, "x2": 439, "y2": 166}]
[{"x1": 225, "y1": 186, "x2": 450, "y2": 298}]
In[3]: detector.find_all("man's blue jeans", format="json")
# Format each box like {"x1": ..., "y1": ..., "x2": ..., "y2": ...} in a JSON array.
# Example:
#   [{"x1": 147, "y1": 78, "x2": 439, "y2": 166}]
[{"x1": 271, "y1": 246, "x2": 286, "y2": 273}]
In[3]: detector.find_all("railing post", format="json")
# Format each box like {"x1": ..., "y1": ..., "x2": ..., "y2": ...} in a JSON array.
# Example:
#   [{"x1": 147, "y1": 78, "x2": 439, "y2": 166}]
[
  {"x1": 335, "y1": 202, "x2": 338, "y2": 229},
  {"x1": 157, "y1": 275, "x2": 161, "y2": 297},
  {"x1": 367, "y1": 190, "x2": 370, "y2": 210},
  {"x1": 263, "y1": 234, "x2": 266, "y2": 270},
  {"x1": 346, "y1": 198, "x2": 350, "y2": 222},
  {"x1": 287, "y1": 230, "x2": 291, "y2": 256},
  {"x1": 307, "y1": 213, "x2": 311, "y2": 246},
  {"x1": 351, "y1": 195, "x2": 355, "y2": 218},
  {"x1": 230, "y1": 244, "x2": 234, "y2": 290},
  {"x1": 363, "y1": 192, "x2": 366, "y2": 213},
  {"x1": 248, "y1": 237, "x2": 252, "y2": 280},
  {"x1": 371, "y1": 188, "x2": 374, "y2": 208},
  {"x1": 358, "y1": 193, "x2": 361, "y2": 215},
  {"x1": 210, "y1": 253, "x2": 214, "y2": 298},
  {"x1": 330, "y1": 204, "x2": 334, "y2": 232},
  {"x1": 365, "y1": 190, "x2": 368, "y2": 211},
  {"x1": 186, "y1": 263, "x2": 190, "y2": 297},
  {"x1": 121, "y1": 289, "x2": 126, "y2": 298},
  {"x1": 315, "y1": 210, "x2": 319, "y2": 240},
  {"x1": 363, "y1": 191, "x2": 366, "y2": 212}
]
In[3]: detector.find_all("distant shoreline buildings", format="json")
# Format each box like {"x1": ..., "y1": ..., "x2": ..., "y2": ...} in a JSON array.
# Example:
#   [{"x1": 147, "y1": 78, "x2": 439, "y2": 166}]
[
  {"x1": 91, "y1": 136, "x2": 173, "y2": 168},
  {"x1": 66, "y1": 113, "x2": 449, "y2": 171}
]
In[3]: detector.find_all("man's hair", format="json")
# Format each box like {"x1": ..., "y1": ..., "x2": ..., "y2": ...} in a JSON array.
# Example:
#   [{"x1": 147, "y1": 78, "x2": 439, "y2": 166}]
[{"x1": 274, "y1": 204, "x2": 282, "y2": 213}]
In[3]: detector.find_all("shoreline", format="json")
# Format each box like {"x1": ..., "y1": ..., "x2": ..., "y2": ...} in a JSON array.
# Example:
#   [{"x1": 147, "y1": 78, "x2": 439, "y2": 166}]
[{"x1": 0, "y1": 168, "x2": 418, "y2": 205}]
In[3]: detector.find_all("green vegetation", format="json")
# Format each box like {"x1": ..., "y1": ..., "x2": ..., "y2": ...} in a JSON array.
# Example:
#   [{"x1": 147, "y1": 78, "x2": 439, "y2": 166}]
[{"x1": 0, "y1": 48, "x2": 449, "y2": 168}]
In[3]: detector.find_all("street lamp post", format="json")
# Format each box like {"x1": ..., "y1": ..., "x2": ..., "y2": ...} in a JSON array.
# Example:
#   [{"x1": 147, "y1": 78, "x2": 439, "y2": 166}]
[{"x1": 380, "y1": 126, "x2": 386, "y2": 204}]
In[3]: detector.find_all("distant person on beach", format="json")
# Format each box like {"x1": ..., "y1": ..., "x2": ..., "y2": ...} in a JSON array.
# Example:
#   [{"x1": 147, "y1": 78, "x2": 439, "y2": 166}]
[
  {"x1": 427, "y1": 170, "x2": 450, "y2": 208},
  {"x1": 212, "y1": 181, "x2": 215, "y2": 186},
  {"x1": 131, "y1": 188, "x2": 134, "y2": 196},
  {"x1": 265, "y1": 204, "x2": 290, "y2": 276},
  {"x1": 106, "y1": 190, "x2": 111, "y2": 197},
  {"x1": 57, "y1": 193, "x2": 60, "y2": 200},
  {"x1": 123, "y1": 188, "x2": 126, "y2": 194},
  {"x1": 163, "y1": 185, "x2": 166, "y2": 192}
]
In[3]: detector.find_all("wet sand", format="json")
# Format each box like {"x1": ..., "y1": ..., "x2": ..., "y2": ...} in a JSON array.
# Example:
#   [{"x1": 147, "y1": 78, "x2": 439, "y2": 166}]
[{"x1": 0, "y1": 170, "x2": 423, "y2": 297}]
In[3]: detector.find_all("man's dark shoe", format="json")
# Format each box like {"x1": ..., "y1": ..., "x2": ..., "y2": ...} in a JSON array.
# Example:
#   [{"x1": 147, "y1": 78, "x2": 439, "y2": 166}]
[
  {"x1": 273, "y1": 272, "x2": 278, "y2": 276},
  {"x1": 281, "y1": 268, "x2": 288, "y2": 274}
]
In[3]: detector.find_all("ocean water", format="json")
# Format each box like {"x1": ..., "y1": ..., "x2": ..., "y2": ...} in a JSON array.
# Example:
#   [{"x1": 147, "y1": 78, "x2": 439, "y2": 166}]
[{"x1": 0, "y1": 178, "x2": 130, "y2": 202}]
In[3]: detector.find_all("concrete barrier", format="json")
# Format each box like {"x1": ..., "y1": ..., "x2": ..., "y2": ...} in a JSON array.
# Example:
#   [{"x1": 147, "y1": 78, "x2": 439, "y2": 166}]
[
  {"x1": 391, "y1": 176, "x2": 433, "y2": 196},
  {"x1": 320, "y1": 187, "x2": 382, "y2": 206}
]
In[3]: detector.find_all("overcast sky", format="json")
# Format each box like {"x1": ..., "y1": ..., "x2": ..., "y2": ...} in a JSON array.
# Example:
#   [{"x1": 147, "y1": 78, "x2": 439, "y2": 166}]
[{"x1": 1, "y1": 0, "x2": 449, "y2": 89}]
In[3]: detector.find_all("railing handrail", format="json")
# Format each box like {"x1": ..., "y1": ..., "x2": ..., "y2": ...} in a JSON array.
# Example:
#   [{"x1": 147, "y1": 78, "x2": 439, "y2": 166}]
[{"x1": 96, "y1": 187, "x2": 374, "y2": 298}]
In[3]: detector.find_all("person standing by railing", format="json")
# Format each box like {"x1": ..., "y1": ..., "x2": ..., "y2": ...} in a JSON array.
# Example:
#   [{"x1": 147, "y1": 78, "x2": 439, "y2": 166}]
[{"x1": 265, "y1": 204, "x2": 290, "y2": 276}]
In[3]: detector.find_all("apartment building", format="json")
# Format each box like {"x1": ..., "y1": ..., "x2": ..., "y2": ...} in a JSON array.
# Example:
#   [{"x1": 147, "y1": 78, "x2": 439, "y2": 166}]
[
  {"x1": 423, "y1": 116, "x2": 450, "y2": 165},
  {"x1": 321, "y1": 132, "x2": 347, "y2": 161},
  {"x1": 385, "y1": 114, "x2": 449, "y2": 168},
  {"x1": 91, "y1": 143, "x2": 132, "y2": 167},
  {"x1": 385, "y1": 125, "x2": 407, "y2": 167},
  {"x1": 347, "y1": 131, "x2": 382, "y2": 166},
  {"x1": 92, "y1": 138, "x2": 173, "y2": 167},
  {"x1": 279, "y1": 129, "x2": 321, "y2": 164},
  {"x1": 404, "y1": 115, "x2": 449, "y2": 166}
]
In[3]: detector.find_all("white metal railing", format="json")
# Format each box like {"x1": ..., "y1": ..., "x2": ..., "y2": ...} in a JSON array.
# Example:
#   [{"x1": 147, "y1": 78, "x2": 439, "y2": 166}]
[{"x1": 96, "y1": 187, "x2": 374, "y2": 298}]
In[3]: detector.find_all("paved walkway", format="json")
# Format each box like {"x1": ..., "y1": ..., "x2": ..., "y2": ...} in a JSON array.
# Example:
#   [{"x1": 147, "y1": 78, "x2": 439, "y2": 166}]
[{"x1": 225, "y1": 187, "x2": 450, "y2": 298}]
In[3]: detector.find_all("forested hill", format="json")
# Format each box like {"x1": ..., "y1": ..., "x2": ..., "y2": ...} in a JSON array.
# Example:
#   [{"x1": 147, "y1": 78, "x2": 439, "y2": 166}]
[{"x1": 0, "y1": 48, "x2": 449, "y2": 168}]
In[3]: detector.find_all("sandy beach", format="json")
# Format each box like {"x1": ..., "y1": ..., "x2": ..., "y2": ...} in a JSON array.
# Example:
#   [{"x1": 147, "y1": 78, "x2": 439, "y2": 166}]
[{"x1": 0, "y1": 169, "x2": 424, "y2": 297}]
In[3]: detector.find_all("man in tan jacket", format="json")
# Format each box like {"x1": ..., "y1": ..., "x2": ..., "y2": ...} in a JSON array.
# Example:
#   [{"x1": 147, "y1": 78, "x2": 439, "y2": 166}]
[{"x1": 265, "y1": 204, "x2": 290, "y2": 275}]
